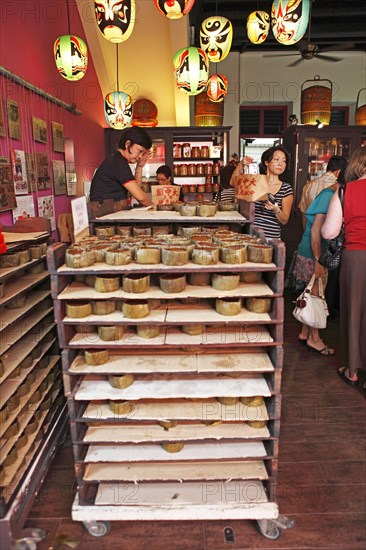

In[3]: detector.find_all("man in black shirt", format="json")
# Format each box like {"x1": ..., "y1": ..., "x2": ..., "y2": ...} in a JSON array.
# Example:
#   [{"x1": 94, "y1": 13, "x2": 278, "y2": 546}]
[{"x1": 90, "y1": 127, "x2": 153, "y2": 207}]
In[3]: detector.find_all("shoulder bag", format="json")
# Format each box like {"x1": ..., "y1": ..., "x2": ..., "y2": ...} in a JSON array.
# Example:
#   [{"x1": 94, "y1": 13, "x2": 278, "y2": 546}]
[
  {"x1": 293, "y1": 274, "x2": 329, "y2": 329},
  {"x1": 318, "y1": 186, "x2": 344, "y2": 271}
]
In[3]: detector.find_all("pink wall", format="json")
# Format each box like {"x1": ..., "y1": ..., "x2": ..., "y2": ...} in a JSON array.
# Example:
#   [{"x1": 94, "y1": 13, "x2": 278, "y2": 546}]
[{"x1": 0, "y1": 0, "x2": 106, "y2": 238}]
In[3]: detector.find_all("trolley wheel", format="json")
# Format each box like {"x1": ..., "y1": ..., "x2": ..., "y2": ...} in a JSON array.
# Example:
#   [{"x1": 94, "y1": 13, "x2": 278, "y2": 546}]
[
  {"x1": 13, "y1": 540, "x2": 37, "y2": 550},
  {"x1": 256, "y1": 520, "x2": 282, "y2": 540},
  {"x1": 83, "y1": 520, "x2": 111, "y2": 537}
]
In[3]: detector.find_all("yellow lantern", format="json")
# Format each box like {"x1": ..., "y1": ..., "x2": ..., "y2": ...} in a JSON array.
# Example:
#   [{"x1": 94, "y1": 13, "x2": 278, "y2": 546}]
[
  {"x1": 200, "y1": 16, "x2": 233, "y2": 62},
  {"x1": 173, "y1": 46, "x2": 208, "y2": 96},
  {"x1": 154, "y1": 0, "x2": 195, "y2": 19},
  {"x1": 207, "y1": 74, "x2": 228, "y2": 103},
  {"x1": 54, "y1": 35, "x2": 88, "y2": 81},
  {"x1": 94, "y1": 0, "x2": 135, "y2": 43},
  {"x1": 247, "y1": 11, "x2": 270, "y2": 44}
]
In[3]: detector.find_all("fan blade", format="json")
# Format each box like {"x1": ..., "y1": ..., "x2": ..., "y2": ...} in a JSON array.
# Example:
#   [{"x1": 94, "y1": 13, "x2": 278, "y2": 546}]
[
  {"x1": 316, "y1": 54, "x2": 343, "y2": 62},
  {"x1": 320, "y1": 42, "x2": 356, "y2": 53},
  {"x1": 263, "y1": 53, "x2": 299, "y2": 58},
  {"x1": 288, "y1": 58, "x2": 304, "y2": 67}
]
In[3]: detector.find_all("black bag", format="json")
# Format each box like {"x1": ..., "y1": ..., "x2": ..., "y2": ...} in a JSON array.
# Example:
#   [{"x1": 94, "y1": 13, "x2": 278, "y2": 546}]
[{"x1": 318, "y1": 186, "x2": 344, "y2": 271}]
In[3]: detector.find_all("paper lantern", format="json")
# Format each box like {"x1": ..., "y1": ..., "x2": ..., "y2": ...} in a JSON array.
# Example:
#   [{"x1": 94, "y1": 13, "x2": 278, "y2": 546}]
[
  {"x1": 153, "y1": 0, "x2": 195, "y2": 19},
  {"x1": 173, "y1": 46, "x2": 208, "y2": 96},
  {"x1": 132, "y1": 98, "x2": 158, "y2": 127},
  {"x1": 271, "y1": 0, "x2": 310, "y2": 45},
  {"x1": 200, "y1": 16, "x2": 233, "y2": 62},
  {"x1": 247, "y1": 11, "x2": 270, "y2": 44},
  {"x1": 104, "y1": 91, "x2": 133, "y2": 129},
  {"x1": 207, "y1": 74, "x2": 228, "y2": 103},
  {"x1": 54, "y1": 35, "x2": 88, "y2": 81},
  {"x1": 94, "y1": 0, "x2": 135, "y2": 43}
]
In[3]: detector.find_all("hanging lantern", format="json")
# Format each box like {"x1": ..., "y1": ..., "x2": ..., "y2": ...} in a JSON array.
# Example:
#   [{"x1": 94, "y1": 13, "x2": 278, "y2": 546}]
[
  {"x1": 247, "y1": 11, "x2": 270, "y2": 44},
  {"x1": 207, "y1": 74, "x2": 228, "y2": 103},
  {"x1": 173, "y1": 46, "x2": 208, "y2": 96},
  {"x1": 300, "y1": 75, "x2": 332, "y2": 126},
  {"x1": 54, "y1": 35, "x2": 88, "y2": 81},
  {"x1": 104, "y1": 91, "x2": 133, "y2": 129},
  {"x1": 94, "y1": 0, "x2": 135, "y2": 43},
  {"x1": 271, "y1": 0, "x2": 310, "y2": 45},
  {"x1": 153, "y1": 0, "x2": 195, "y2": 19},
  {"x1": 200, "y1": 16, "x2": 233, "y2": 63}
]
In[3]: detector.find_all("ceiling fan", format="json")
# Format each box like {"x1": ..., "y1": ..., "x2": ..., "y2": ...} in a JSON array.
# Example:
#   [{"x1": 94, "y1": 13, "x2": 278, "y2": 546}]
[{"x1": 263, "y1": 0, "x2": 353, "y2": 66}]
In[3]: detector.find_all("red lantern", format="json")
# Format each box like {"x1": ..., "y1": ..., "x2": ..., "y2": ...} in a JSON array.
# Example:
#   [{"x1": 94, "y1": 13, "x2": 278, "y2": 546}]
[
  {"x1": 154, "y1": 0, "x2": 195, "y2": 19},
  {"x1": 207, "y1": 74, "x2": 228, "y2": 103}
]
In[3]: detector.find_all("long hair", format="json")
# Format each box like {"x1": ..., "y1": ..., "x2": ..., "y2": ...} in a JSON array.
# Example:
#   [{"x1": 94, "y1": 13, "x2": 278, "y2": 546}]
[
  {"x1": 344, "y1": 147, "x2": 366, "y2": 183},
  {"x1": 219, "y1": 164, "x2": 237, "y2": 189}
]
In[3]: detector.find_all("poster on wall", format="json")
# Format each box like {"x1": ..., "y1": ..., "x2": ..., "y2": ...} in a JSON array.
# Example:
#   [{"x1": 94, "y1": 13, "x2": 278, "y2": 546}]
[
  {"x1": 32, "y1": 116, "x2": 48, "y2": 143},
  {"x1": 66, "y1": 171, "x2": 77, "y2": 195},
  {"x1": 37, "y1": 195, "x2": 56, "y2": 231},
  {"x1": 7, "y1": 99, "x2": 20, "y2": 140},
  {"x1": 0, "y1": 99, "x2": 5, "y2": 137},
  {"x1": 52, "y1": 159, "x2": 67, "y2": 195},
  {"x1": 64, "y1": 137, "x2": 77, "y2": 195},
  {"x1": 52, "y1": 121, "x2": 64, "y2": 152},
  {"x1": 12, "y1": 195, "x2": 35, "y2": 222},
  {"x1": 0, "y1": 157, "x2": 17, "y2": 212},
  {"x1": 25, "y1": 152, "x2": 37, "y2": 192},
  {"x1": 11, "y1": 149, "x2": 28, "y2": 195},
  {"x1": 35, "y1": 152, "x2": 51, "y2": 190}
]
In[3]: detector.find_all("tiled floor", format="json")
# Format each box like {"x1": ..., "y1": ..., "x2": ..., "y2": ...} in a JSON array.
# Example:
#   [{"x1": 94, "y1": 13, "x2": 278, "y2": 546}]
[{"x1": 24, "y1": 293, "x2": 366, "y2": 549}]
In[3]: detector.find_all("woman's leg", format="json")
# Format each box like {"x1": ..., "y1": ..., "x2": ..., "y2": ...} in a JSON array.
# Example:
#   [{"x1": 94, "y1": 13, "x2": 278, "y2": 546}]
[{"x1": 306, "y1": 278, "x2": 334, "y2": 354}]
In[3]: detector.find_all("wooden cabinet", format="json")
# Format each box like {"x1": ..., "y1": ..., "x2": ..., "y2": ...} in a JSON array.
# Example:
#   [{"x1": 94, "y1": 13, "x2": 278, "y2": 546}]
[
  {"x1": 0, "y1": 221, "x2": 66, "y2": 548},
  {"x1": 47, "y1": 207, "x2": 287, "y2": 538}
]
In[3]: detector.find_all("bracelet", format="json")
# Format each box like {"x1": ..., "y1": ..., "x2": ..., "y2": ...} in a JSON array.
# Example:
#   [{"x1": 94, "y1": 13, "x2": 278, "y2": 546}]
[{"x1": 314, "y1": 258, "x2": 319, "y2": 262}]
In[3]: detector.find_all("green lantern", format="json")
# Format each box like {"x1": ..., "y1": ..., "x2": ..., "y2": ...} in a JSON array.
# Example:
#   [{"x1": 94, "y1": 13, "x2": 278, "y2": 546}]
[
  {"x1": 54, "y1": 35, "x2": 88, "y2": 81},
  {"x1": 173, "y1": 46, "x2": 208, "y2": 96}
]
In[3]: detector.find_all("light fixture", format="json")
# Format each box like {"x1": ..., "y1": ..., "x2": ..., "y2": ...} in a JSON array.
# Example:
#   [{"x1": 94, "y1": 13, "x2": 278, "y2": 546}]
[
  {"x1": 200, "y1": 16, "x2": 233, "y2": 62},
  {"x1": 288, "y1": 114, "x2": 298, "y2": 125},
  {"x1": 173, "y1": 46, "x2": 208, "y2": 96},
  {"x1": 246, "y1": 11, "x2": 270, "y2": 44},
  {"x1": 94, "y1": 0, "x2": 135, "y2": 43},
  {"x1": 153, "y1": 0, "x2": 195, "y2": 19},
  {"x1": 271, "y1": 0, "x2": 310, "y2": 45},
  {"x1": 207, "y1": 74, "x2": 228, "y2": 103},
  {"x1": 104, "y1": 45, "x2": 133, "y2": 129},
  {"x1": 54, "y1": 0, "x2": 88, "y2": 81},
  {"x1": 315, "y1": 119, "x2": 324, "y2": 129}
]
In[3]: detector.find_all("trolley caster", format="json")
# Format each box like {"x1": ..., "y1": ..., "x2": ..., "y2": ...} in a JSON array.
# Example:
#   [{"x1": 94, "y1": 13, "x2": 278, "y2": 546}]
[
  {"x1": 83, "y1": 520, "x2": 111, "y2": 537},
  {"x1": 256, "y1": 519, "x2": 282, "y2": 540},
  {"x1": 14, "y1": 528, "x2": 47, "y2": 549}
]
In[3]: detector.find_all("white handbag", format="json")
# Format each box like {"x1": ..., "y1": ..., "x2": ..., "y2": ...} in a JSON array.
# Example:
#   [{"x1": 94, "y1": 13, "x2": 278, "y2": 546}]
[{"x1": 292, "y1": 274, "x2": 329, "y2": 329}]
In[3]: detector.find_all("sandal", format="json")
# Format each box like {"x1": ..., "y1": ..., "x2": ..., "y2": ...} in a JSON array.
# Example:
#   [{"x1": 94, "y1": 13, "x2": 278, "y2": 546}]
[
  {"x1": 298, "y1": 337, "x2": 307, "y2": 346},
  {"x1": 306, "y1": 342, "x2": 335, "y2": 356},
  {"x1": 338, "y1": 367, "x2": 358, "y2": 387}
]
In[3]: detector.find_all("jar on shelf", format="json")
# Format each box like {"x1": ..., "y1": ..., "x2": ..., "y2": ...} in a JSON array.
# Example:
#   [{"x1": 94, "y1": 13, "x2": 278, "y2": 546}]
[
  {"x1": 213, "y1": 182, "x2": 220, "y2": 193},
  {"x1": 191, "y1": 146, "x2": 201, "y2": 158},
  {"x1": 196, "y1": 163, "x2": 204, "y2": 175},
  {"x1": 189, "y1": 184, "x2": 196, "y2": 193},
  {"x1": 205, "y1": 181, "x2": 213, "y2": 193},
  {"x1": 187, "y1": 164, "x2": 197, "y2": 176},
  {"x1": 205, "y1": 163, "x2": 213, "y2": 175},
  {"x1": 182, "y1": 184, "x2": 189, "y2": 193},
  {"x1": 197, "y1": 184, "x2": 206, "y2": 193},
  {"x1": 179, "y1": 164, "x2": 188, "y2": 176},
  {"x1": 213, "y1": 162, "x2": 220, "y2": 175},
  {"x1": 173, "y1": 164, "x2": 180, "y2": 176},
  {"x1": 201, "y1": 146, "x2": 209, "y2": 158},
  {"x1": 173, "y1": 144, "x2": 182, "y2": 158},
  {"x1": 182, "y1": 143, "x2": 191, "y2": 158}
]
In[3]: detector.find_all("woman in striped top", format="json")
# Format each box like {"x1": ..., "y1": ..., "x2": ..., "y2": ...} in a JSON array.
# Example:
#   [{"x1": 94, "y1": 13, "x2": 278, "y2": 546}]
[{"x1": 214, "y1": 164, "x2": 237, "y2": 203}]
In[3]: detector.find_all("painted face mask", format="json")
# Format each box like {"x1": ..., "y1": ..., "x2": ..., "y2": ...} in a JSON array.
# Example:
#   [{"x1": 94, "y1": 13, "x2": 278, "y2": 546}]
[
  {"x1": 104, "y1": 91, "x2": 133, "y2": 129},
  {"x1": 207, "y1": 74, "x2": 228, "y2": 103},
  {"x1": 271, "y1": 0, "x2": 310, "y2": 45},
  {"x1": 246, "y1": 11, "x2": 270, "y2": 44},
  {"x1": 200, "y1": 16, "x2": 233, "y2": 62},
  {"x1": 54, "y1": 35, "x2": 88, "y2": 81},
  {"x1": 173, "y1": 46, "x2": 208, "y2": 96},
  {"x1": 94, "y1": 0, "x2": 135, "y2": 43},
  {"x1": 154, "y1": 0, "x2": 195, "y2": 19}
]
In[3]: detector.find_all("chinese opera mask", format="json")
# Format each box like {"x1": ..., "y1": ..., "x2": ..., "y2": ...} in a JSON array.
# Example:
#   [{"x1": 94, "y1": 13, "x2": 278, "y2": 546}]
[
  {"x1": 200, "y1": 16, "x2": 233, "y2": 62},
  {"x1": 54, "y1": 35, "x2": 88, "y2": 81},
  {"x1": 207, "y1": 74, "x2": 228, "y2": 103},
  {"x1": 94, "y1": 0, "x2": 135, "y2": 43},
  {"x1": 173, "y1": 46, "x2": 208, "y2": 96},
  {"x1": 104, "y1": 91, "x2": 133, "y2": 129},
  {"x1": 246, "y1": 11, "x2": 270, "y2": 44},
  {"x1": 271, "y1": 0, "x2": 310, "y2": 45},
  {"x1": 153, "y1": 0, "x2": 195, "y2": 19}
]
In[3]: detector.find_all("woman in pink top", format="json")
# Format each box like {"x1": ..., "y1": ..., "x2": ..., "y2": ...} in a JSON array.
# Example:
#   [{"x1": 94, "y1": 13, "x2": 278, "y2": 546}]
[{"x1": 322, "y1": 147, "x2": 366, "y2": 389}]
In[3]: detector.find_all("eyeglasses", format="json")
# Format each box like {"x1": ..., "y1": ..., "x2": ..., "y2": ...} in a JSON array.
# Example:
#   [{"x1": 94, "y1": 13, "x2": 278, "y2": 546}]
[{"x1": 156, "y1": 176, "x2": 169, "y2": 183}]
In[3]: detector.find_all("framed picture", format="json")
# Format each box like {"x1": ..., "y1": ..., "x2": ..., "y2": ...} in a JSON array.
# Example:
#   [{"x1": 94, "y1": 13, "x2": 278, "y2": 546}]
[
  {"x1": 0, "y1": 157, "x2": 17, "y2": 212},
  {"x1": 52, "y1": 121, "x2": 64, "y2": 152},
  {"x1": 35, "y1": 152, "x2": 51, "y2": 190},
  {"x1": 11, "y1": 149, "x2": 28, "y2": 195},
  {"x1": 32, "y1": 116, "x2": 48, "y2": 143},
  {"x1": 52, "y1": 159, "x2": 67, "y2": 195},
  {"x1": 7, "y1": 99, "x2": 20, "y2": 140},
  {"x1": 12, "y1": 195, "x2": 35, "y2": 222},
  {"x1": 37, "y1": 195, "x2": 56, "y2": 231}
]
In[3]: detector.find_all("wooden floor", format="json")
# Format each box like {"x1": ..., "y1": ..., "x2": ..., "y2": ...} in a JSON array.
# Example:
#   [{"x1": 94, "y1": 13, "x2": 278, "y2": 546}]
[{"x1": 25, "y1": 292, "x2": 366, "y2": 550}]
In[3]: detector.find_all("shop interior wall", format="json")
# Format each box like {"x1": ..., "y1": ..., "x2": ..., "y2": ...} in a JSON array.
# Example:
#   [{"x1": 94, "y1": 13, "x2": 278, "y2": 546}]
[{"x1": 0, "y1": 0, "x2": 105, "y2": 238}]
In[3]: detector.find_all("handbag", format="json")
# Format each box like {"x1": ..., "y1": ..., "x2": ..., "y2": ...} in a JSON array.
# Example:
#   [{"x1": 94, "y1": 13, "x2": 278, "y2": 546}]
[
  {"x1": 234, "y1": 163, "x2": 269, "y2": 202},
  {"x1": 318, "y1": 186, "x2": 344, "y2": 271},
  {"x1": 292, "y1": 274, "x2": 329, "y2": 329}
]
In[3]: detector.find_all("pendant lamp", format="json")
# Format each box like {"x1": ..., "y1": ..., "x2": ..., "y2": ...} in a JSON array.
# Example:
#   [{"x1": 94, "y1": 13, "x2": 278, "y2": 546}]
[
  {"x1": 54, "y1": 1, "x2": 88, "y2": 81},
  {"x1": 271, "y1": 0, "x2": 310, "y2": 45},
  {"x1": 94, "y1": 0, "x2": 135, "y2": 43},
  {"x1": 104, "y1": 46, "x2": 133, "y2": 129},
  {"x1": 173, "y1": 46, "x2": 208, "y2": 96},
  {"x1": 246, "y1": 11, "x2": 270, "y2": 44},
  {"x1": 200, "y1": 16, "x2": 233, "y2": 62},
  {"x1": 153, "y1": 0, "x2": 195, "y2": 19},
  {"x1": 207, "y1": 74, "x2": 228, "y2": 103}
]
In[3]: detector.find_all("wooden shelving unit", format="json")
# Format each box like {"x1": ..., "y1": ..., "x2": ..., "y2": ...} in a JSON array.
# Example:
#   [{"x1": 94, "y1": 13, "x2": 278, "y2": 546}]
[{"x1": 47, "y1": 207, "x2": 290, "y2": 540}]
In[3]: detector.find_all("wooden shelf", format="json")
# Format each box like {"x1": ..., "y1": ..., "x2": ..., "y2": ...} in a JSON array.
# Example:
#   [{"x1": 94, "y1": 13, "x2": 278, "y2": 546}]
[
  {"x1": 0, "y1": 306, "x2": 53, "y2": 354},
  {"x1": 0, "y1": 290, "x2": 51, "y2": 332},
  {"x1": 0, "y1": 272, "x2": 49, "y2": 308},
  {"x1": 0, "y1": 256, "x2": 46, "y2": 283}
]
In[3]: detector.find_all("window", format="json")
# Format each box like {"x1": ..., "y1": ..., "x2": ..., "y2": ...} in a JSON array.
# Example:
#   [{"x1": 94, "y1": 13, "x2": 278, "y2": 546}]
[{"x1": 240, "y1": 106, "x2": 288, "y2": 137}]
